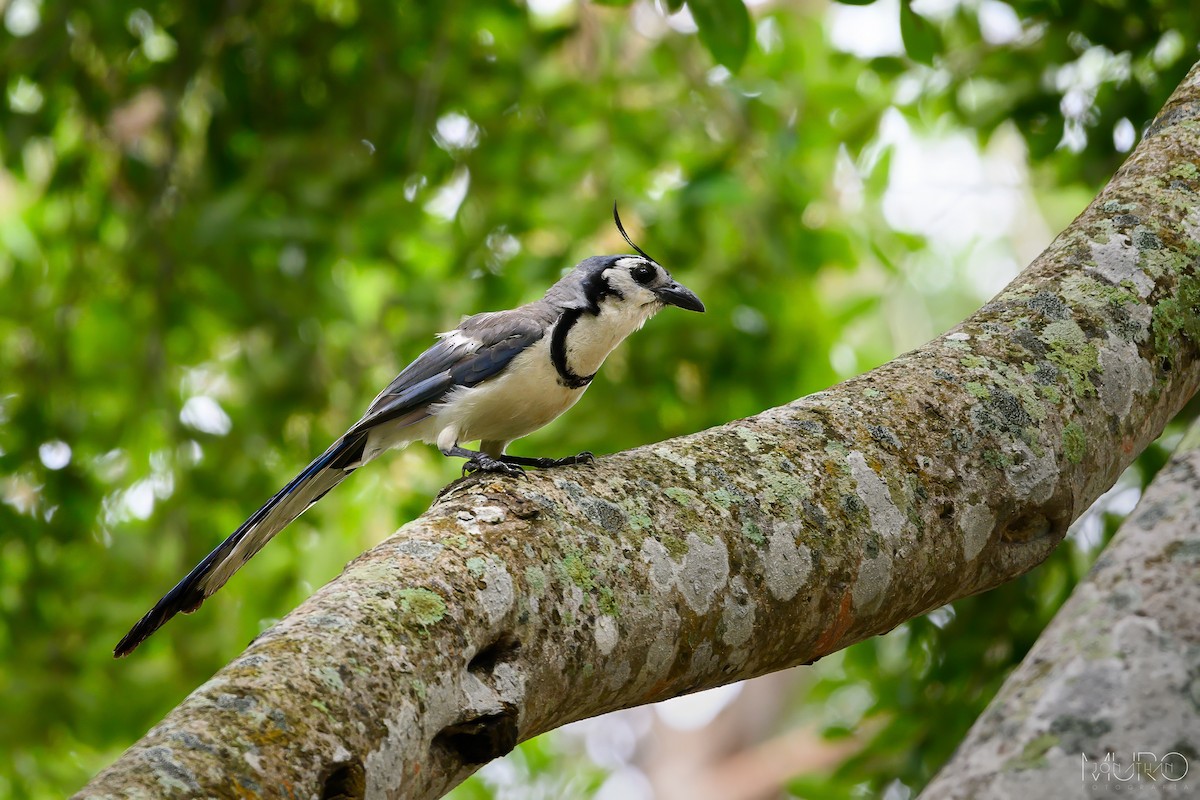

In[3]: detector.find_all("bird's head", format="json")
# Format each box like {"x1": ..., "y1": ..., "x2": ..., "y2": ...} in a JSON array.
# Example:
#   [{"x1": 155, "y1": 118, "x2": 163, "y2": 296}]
[
  {"x1": 546, "y1": 205, "x2": 705, "y2": 315},
  {"x1": 608, "y1": 203, "x2": 704, "y2": 313},
  {"x1": 598, "y1": 254, "x2": 705, "y2": 313}
]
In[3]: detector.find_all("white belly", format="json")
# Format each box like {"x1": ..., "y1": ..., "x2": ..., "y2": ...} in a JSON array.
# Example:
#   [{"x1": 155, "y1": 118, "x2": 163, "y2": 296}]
[{"x1": 428, "y1": 340, "x2": 586, "y2": 449}]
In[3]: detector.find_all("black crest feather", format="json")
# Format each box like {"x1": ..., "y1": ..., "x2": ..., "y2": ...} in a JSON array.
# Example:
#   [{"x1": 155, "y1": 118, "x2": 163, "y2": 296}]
[{"x1": 613, "y1": 202, "x2": 657, "y2": 264}]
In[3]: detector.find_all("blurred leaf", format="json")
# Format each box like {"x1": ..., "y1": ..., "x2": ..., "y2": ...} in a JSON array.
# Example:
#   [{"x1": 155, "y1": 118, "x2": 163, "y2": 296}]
[
  {"x1": 690, "y1": 0, "x2": 752, "y2": 72},
  {"x1": 899, "y1": 0, "x2": 940, "y2": 66}
]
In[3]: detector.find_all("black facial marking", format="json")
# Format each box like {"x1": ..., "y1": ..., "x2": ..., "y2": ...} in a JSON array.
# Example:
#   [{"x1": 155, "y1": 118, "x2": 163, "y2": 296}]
[
  {"x1": 550, "y1": 308, "x2": 595, "y2": 389},
  {"x1": 580, "y1": 267, "x2": 623, "y2": 314}
]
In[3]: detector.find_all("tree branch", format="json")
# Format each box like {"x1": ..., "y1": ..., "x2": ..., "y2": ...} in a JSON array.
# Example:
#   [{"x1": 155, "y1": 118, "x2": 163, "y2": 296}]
[
  {"x1": 77, "y1": 62, "x2": 1200, "y2": 800},
  {"x1": 921, "y1": 415, "x2": 1200, "y2": 798}
]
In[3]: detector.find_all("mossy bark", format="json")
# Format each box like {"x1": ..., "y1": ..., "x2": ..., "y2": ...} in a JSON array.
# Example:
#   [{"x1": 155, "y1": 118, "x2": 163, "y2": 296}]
[
  {"x1": 921, "y1": 417, "x2": 1200, "y2": 799},
  {"x1": 77, "y1": 63, "x2": 1200, "y2": 800}
]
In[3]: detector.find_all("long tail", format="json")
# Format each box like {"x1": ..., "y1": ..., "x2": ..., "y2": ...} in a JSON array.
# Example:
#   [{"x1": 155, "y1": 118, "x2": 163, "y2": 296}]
[{"x1": 113, "y1": 430, "x2": 370, "y2": 657}]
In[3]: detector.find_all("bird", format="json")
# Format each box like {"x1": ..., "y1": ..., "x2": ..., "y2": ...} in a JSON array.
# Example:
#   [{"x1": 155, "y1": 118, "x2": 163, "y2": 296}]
[{"x1": 114, "y1": 204, "x2": 704, "y2": 656}]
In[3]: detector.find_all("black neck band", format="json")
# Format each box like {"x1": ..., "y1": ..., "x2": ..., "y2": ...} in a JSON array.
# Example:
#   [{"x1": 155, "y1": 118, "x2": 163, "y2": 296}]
[{"x1": 550, "y1": 308, "x2": 595, "y2": 389}]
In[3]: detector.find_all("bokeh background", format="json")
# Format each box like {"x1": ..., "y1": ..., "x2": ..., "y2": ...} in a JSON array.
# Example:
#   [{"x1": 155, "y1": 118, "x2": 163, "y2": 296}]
[{"x1": 1, "y1": 0, "x2": 1196, "y2": 797}]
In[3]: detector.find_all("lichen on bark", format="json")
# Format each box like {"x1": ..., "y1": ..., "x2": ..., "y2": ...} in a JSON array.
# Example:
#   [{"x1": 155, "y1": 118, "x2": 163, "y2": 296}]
[{"x1": 921, "y1": 418, "x2": 1200, "y2": 799}]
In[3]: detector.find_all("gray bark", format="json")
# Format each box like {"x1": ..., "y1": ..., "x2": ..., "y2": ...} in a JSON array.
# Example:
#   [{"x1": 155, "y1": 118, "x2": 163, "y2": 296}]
[
  {"x1": 77, "y1": 62, "x2": 1200, "y2": 800},
  {"x1": 921, "y1": 417, "x2": 1200, "y2": 799}
]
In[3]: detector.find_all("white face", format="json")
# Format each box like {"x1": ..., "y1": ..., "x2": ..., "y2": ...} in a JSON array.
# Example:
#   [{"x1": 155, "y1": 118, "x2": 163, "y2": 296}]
[{"x1": 603, "y1": 257, "x2": 669, "y2": 308}]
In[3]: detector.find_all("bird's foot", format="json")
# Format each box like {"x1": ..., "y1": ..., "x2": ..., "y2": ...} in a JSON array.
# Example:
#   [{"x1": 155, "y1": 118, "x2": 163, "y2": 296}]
[
  {"x1": 500, "y1": 451, "x2": 595, "y2": 469},
  {"x1": 555, "y1": 450, "x2": 595, "y2": 467},
  {"x1": 462, "y1": 454, "x2": 528, "y2": 478}
]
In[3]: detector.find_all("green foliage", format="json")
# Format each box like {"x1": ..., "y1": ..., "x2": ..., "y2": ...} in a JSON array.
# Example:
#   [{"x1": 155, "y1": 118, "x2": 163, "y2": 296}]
[
  {"x1": 892, "y1": 0, "x2": 1195, "y2": 181},
  {"x1": 690, "y1": 0, "x2": 753, "y2": 71},
  {"x1": 0, "y1": 1, "x2": 1190, "y2": 798},
  {"x1": 899, "y1": 1, "x2": 941, "y2": 66},
  {"x1": 837, "y1": 0, "x2": 1197, "y2": 181}
]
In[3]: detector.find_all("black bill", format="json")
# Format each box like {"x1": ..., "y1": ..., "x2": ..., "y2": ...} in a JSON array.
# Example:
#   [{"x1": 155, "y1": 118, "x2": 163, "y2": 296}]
[{"x1": 655, "y1": 281, "x2": 705, "y2": 313}]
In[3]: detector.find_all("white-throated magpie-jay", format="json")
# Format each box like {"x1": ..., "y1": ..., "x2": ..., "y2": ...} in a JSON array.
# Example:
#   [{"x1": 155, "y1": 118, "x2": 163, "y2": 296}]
[{"x1": 114, "y1": 206, "x2": 703, "y2": 656}]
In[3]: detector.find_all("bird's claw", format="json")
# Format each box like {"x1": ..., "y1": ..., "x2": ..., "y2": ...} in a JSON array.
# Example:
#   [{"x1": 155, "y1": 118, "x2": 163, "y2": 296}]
[
  {"x1": 548, "y1": 451, "x2": 594, "y2": 467},
  {"x1": 537, "y1": 451, "x2": 594, "y2": 468},
  {"x1": 463, "y1": 457, "x2": 527, "y2": 478}
]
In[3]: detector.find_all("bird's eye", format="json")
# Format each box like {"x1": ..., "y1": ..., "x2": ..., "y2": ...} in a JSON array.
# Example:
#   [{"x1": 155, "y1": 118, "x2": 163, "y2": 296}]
[{"x1": 631, "y1": 263, "x2": 655, "y2": 285}]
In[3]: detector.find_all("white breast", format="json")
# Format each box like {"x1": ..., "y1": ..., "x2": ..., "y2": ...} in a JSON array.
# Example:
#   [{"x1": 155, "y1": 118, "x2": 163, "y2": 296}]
[
  {"x1": 563, "y1": 299, "x2": 658, "y2": 378},
  {"x1": 428, "y1": 337, "x2": 585, "y2": 449}
]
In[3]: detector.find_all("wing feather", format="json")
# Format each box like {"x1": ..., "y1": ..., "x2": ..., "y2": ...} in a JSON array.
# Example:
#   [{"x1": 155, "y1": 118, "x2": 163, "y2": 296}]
[{"x1": 351, "y1": 308, "x2": 549, "y2": 434}]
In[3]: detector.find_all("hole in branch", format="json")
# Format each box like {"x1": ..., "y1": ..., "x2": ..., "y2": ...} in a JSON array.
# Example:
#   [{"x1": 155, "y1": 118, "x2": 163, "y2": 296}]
[
  {"x1": 1001, "y1": 512, "x2": 1060, "y2": 543},
  {"x1": 320, "y1": 758, "x2": 365, "y2": 800},
  {"x1": 433, "y1": 705, "x2": 519, "y2": 765},
  {"x1": 468, "y1": 633, "x2": 521, "y2": 675}
]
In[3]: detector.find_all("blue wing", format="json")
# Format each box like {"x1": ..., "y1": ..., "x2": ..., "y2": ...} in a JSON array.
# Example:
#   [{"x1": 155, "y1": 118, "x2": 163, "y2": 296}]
[{"x1": 350, "y1": 309, "x2": 548, "y2": 433}]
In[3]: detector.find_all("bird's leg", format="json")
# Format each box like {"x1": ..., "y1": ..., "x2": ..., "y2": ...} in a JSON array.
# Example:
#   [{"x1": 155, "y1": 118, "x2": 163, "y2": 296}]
[
  {"x1": 442, "y1": 446, "x2": 527, "y2": 478},
  {"x1": 499, "y1": 452, "x2": 596, "y2": 469}
]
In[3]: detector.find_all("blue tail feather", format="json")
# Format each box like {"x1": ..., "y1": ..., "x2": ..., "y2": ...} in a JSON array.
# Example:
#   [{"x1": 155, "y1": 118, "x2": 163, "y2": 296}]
[{"x1": 113, "y1": 431, "x2": 366, "y2": 657}]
